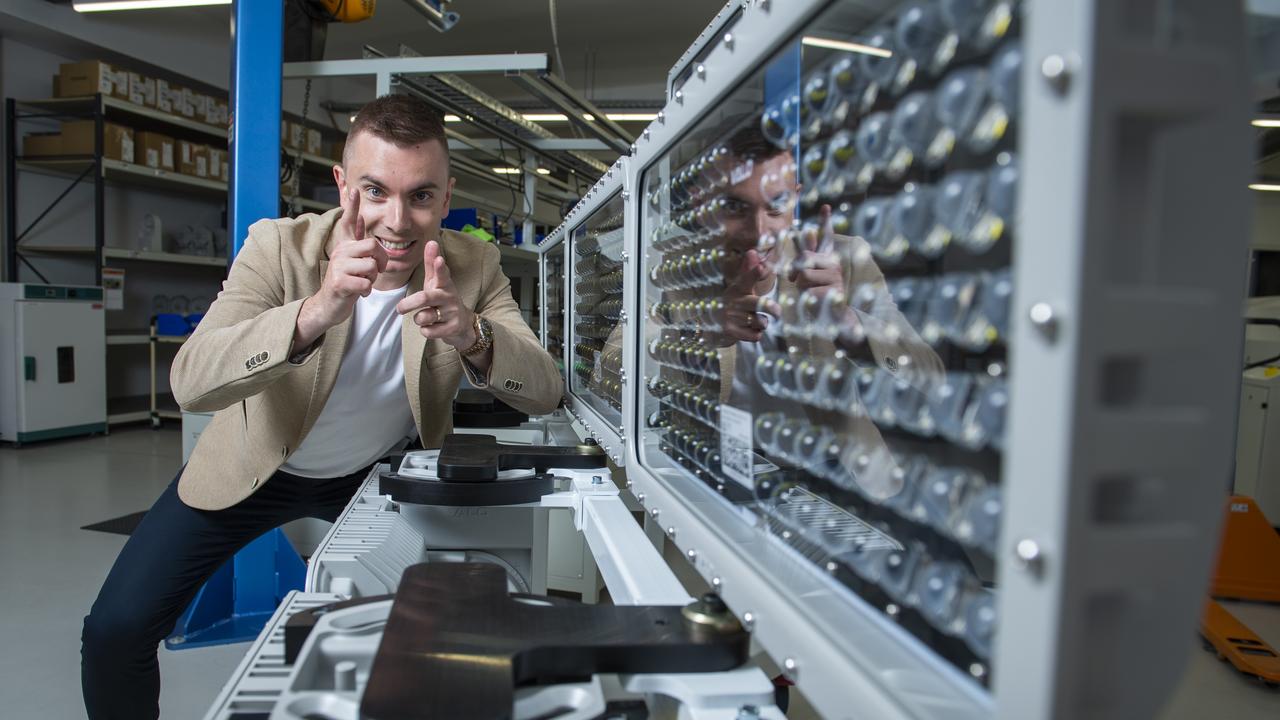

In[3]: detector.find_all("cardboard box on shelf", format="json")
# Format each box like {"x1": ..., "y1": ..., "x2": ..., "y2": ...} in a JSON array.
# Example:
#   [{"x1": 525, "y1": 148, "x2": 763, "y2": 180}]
[
  {"x1": 191, "y1": 92, "x2": 210, "y2": 121},
  {"x1": 203, "y1": 99, "x2": 228, "y2": 127},
  {"x1": 156, "y1": 79, "x2": 177, "y2": 114},
  {"x1": 178, "y1": 140, "x2": 208, "y2": 177},
  {"x1": 57, "y1": 60, "x2": 128, "y2": 99},
  {"x1": 305, "y1": 128, "x2": 322, "y2": 155},
  {"x1": 177, "y1": 87, "x2": 198, "y2": 119},
  {"x1": 136, "y1": 131, "x2": 175, "y2": 171},
  {"x1": 286, "y1": 121, "x2": 306, "y2": 151},
  {"x1": 61, "y1": 120, "x2": 135, "y2": 162},
  {"x1": 23, "y1": 132, "x2": 63, "y2": 157},
  {"x1": 206, "y1": 147, "x2": 226, "y2": 181},
  {"x1": 128, "y1": 73, "x2": 157, "y2": 108}
]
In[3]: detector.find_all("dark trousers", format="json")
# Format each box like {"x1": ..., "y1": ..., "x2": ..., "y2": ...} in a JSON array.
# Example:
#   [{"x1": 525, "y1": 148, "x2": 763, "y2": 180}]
[{"x1": 80, "y1": 465, "x2": 368, "y2": 720}]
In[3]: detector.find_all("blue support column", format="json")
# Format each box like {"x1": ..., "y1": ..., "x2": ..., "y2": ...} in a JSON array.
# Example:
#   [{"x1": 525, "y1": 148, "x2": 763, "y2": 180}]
[
  {"x1": 229, "y1": 0, "x2": 283, "y2": 258},
  {"x1": 166, "y1": 0, "x2": 304, "y2": 651}
]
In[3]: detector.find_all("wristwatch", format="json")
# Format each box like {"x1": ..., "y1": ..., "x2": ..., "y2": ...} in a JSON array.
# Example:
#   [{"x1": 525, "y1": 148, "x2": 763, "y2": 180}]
[{"x1": 463, "y1": 314, "x2": 493, "y2": 357}]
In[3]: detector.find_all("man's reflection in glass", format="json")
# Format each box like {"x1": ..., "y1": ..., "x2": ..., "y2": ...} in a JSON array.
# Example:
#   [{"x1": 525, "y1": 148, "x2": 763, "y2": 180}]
[{"x1": 711, "y1": 123, "x2": 945, "y2": 500}]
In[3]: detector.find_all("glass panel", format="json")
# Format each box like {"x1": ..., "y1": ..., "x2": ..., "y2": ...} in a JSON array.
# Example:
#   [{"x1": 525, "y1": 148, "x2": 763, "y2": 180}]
[
  {"x1": 570, "y1": 193, "x2": 626, "y2": 424},
  {"x1": 637, "y1": 0, "x2": 1020, "y2": 688},
  {"x1": 544, "y1": 243, "x2": 566, "y2": 371}
]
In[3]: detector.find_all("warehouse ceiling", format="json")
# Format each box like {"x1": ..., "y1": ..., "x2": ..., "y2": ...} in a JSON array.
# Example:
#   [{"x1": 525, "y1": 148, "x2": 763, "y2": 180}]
[{"x1": 53, "y1": 0, "x2": 727, "y2": 109}]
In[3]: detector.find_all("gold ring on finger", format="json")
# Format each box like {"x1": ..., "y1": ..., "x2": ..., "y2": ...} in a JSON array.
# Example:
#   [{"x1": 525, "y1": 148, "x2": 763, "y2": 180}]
[{"x1": 435, "y1": 307, "x2": 443, "y2": 325}]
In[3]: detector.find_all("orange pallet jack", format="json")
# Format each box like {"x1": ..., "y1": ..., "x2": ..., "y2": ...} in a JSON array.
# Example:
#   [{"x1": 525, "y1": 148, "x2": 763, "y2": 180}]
[{"x1": 1200, "y1": 496, "x2": 1280, "y2": 686}]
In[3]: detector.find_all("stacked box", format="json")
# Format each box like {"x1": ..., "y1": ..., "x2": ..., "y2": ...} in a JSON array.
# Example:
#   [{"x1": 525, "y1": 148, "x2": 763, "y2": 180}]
[
  {"x1": 128, "y1": 73, "x2": 157, "y2": 108},
  {"x1": 61, "y1": 121, "x2": 134, "y2": 162},
  {"x1": 57, "y1": 60, "x2": 128, "y2": 99},
  {"x1": 23, "y1": 132, "x2": 63, "y2": 157},
  {"x1": 136, "y1": 132, "x2": 175, "y2": 171},
  {"x1": 207, "y1": 147, "x2": 226, "y2": 181},
  {"x1": 178, "y1": 140, "x2": 208, "y2": 177},
  {"x1": 156, "y1": 79, "x2": 178, "y2": 113}
]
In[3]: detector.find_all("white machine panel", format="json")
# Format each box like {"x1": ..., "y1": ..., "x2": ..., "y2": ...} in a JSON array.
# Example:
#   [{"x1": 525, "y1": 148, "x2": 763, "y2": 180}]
[
  {"x1": 0, "y1": 283, "x2": 106, "y2": 442},
  {"x1": 620, "y1": 0, "x2": 1252, "y2": 718}
]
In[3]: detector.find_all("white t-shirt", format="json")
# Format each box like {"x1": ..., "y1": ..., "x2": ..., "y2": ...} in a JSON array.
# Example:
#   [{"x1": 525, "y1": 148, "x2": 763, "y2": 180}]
[{"x1": 281, "y1": 284, "x2": 417, "y2": 478}]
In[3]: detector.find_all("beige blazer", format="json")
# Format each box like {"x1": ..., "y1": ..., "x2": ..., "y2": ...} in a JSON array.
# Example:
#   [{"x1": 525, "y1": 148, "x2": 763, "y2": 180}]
[{"x1": 171, "y1": 209, "x2": 563, "y2": 510}]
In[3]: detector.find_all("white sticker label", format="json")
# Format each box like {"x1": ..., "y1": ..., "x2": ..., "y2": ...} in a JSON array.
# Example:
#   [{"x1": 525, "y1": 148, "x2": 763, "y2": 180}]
[
  {"x1": 719, "y1": 404, "x2": 753, "y2": 489},
  {"x1": 1230, "y1": 502, "x2": 1250, "y2": 513}
]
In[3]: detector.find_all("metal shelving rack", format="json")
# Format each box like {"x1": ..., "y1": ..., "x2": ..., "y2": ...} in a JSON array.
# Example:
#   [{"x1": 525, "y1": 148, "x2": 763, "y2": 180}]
[
  {"x1": 4, "y1": 92, "x2": 232, "y2": 427},
  {"x1": 4, "y1": 93, "x2": 233, "y2": 283}
]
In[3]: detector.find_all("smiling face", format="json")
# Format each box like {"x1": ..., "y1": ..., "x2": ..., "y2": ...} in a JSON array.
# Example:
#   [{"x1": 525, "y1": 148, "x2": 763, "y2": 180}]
[
  {"x1": 333, "y1": 130, "x2": 455, "y2": 287},
  {"x1": 719, "y1": 150, "x2": 796, "y2": 290}
]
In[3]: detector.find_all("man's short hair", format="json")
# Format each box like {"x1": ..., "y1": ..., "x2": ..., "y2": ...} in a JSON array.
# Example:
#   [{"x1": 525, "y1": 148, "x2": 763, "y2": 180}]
[
  {"x1": 724, "y1": 121, "x2": 788, "y2": 163},
  {"x1": 344, "y1": 94, "x2": 447, "y2": 165}
]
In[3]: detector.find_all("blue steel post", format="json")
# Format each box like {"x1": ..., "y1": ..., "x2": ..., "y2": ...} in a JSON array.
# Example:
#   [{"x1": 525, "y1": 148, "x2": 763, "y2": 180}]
[
  {"x1": 229, "y1": 0, "x2": 283, "y2": 260},
  {"x1": 166, "y1": 0, "x2": 303, "y2": 651}
]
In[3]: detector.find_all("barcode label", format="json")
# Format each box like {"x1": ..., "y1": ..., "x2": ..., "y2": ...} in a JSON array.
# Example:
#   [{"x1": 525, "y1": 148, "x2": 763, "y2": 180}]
[{"x1": 720, "y1": 404, "x2": 753, "y2": 488}]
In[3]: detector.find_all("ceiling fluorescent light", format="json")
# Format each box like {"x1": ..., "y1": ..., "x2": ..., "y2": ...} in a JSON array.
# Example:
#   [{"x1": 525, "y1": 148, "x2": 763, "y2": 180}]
[
  {"x1": 536, "y1": 168, "x2": 551, "y2": 175},
  {"x1": 492, "y1": 167, "x2": 521, "y2": 175},
  {"x1": 519, "y1": 112, "x2": 658, "y2": 123},
  {"x1": 1250, "y1": 183, "x2": 1280, "y2": 191},
  {"x1": 606, "y1": 113, "x2": 659, "y2": 122},
  {"x1": 801, "y1": 35, "x2": 892, "y2": 57},
  {"x1": 74, "y1": 0, "x2": 231, "y2": 11},
  {"x1": 443, "y1": 114, "x2": 463, "y2": 122},
  {"x1": 1253, "y1": 119, "x2": 1280, "y2": 128}
]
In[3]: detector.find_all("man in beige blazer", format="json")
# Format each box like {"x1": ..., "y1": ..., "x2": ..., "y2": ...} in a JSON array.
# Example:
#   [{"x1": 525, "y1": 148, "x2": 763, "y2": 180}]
[{"x1": 81, "y1": 94, "x2": 562, "y2": 720}]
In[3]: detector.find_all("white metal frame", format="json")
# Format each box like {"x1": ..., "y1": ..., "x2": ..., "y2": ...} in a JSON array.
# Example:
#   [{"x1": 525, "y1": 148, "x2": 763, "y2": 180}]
[
  {"x1": 560, "y1": 157, "x2": 632, "y2": 466},
  {"x1": 618, "y1": 1, "x2": 1254, "y2": 719}
]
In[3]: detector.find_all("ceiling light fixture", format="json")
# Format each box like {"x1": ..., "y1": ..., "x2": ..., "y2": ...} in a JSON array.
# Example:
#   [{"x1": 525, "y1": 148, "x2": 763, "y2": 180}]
[
  {"x1": 605, "y1": 113, "x2": 659, "y2": 122},
  {"x1": 1250, "y1": 183, "x2": 1280, "y2": 191},
  {"x1": 492, "y1": 167, "x2": 522, "y2": 175},
  {"x1": 536, "y1": 168, "x2": 551, "y2": 175},
  {"x1": 73, "y1": 0, "x2": 231, "y2": 11},
  {"x1": 444, "y1": 114, "x2": 462, "y2": 122},
  {"x1": 1253, "y1": 119, "x2": 1280, "y2": 128},
  {"x1": 801, "y1": 35, "x2": 892, "y2": 57}
]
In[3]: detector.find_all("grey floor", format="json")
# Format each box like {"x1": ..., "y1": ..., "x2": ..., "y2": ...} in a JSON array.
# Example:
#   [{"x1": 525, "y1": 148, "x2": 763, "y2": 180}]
[{"x1": 2, "y1": 426, "x2": 1279, "y2": 719}]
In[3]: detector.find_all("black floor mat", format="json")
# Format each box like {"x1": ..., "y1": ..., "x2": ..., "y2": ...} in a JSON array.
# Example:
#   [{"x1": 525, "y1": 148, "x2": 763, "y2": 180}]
[{"x1": 81, "y1": 511, "x2": 148, "y2": 536}]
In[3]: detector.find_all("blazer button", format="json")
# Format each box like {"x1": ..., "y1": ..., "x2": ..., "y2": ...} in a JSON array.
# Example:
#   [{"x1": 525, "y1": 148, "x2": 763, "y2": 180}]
[
  {"x1": 281, "y1": 445, "x2": 289, "y2": 458},
  {"x1": 251, "y1": 477, "x2": 259, "y2": 489}
]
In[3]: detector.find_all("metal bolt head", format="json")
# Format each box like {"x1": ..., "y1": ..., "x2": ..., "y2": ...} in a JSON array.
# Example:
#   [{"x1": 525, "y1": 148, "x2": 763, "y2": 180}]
[
  {"x1": 621, "y1": 190, "x2": 631, "y2": 201},
  {"x1": 657, "y1": 110, "x2": 665, "y2": 123},
  {"x1": 1014, "y1": 538, "x2": 1045, "y2": 576},
  {"x1": 621, "y1": 251, "x2": 630, "y2": 262},
  {"x1": 1029, "y1": 302, "x2": 1058, "y2": 340},
  {"x1": 686, "y1": 548, "x2": 697, "y2": 561},
  {"x1": 1041, "y1": 54, "x2": 1072, "y2": 94},
  {"x1": 591, "y1": 475, "x2": 603, "y2": 485},
  {"x1": 723, "y1": 32, "x2": 734, "y2": 49},
  {"x1": 711, "y1": 576, "x2": 722, "y2": 589},
  {"x1": 650, "y1": 507, "x2": 660, "y2": 518},
  {"x1": 782, "y1": 657, "x2": 798, "y2": 681},
  {"x1": 675, "y1": 90, "x2": 684, "y2": 104},
  {"x1": 741, "y1": 611, "x2": 755, "y2": 631},
  {"x1": 666, "y1": 526, "x2": 676, "y2": 536},
  {"x1": 696, "y1": 63, "x2": 706, "y2": 79},
  {"x1": 624, "y1": 479, "x2": 632, "y2": 489},
  {"x1": 637, "y1": 492, "x2": 646, "y2": 504}
]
